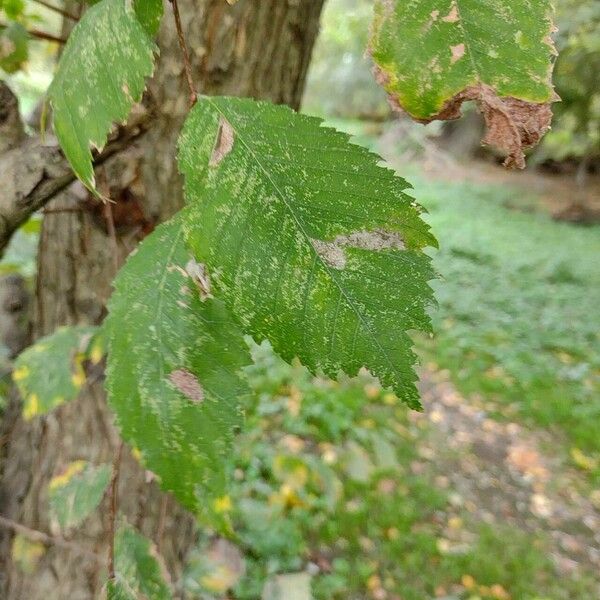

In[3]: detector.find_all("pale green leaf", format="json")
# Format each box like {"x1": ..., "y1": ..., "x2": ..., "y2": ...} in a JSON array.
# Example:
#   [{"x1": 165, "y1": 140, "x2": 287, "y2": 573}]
[
  {"x1": 370, "y1": 0, "x2": 558, "y2": 167},
  {"x1": 263, "y1": 573, "x2": 313, "y2": 600},
  {"x1": 48, "y1": 461, "x2": 111, "y2": 530},
  {"x1": 13, "y1": 325, "x2": 99, "y2": 419},
  {"x1": 0, "y1": 22, "x2": 28, "y2": 74},
  {"x1": 105, "y1": 214, "x2": 252, "y2": 514},
  {"x1": 178, "y1": 97, "x2": 436, "y2": 409},
  {"x1": 107, "y1": 524, "x2": 171, "y2": 600},
  {"x1": 47, "y1": 0, "x2": 156, "y2": 192}
]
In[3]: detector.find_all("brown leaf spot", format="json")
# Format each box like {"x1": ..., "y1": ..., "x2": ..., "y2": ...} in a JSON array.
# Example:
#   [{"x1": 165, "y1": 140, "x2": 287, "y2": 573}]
[
  {"x1": 312, "y1": 229, "x2": 406, "y2": 270},
  {"x1": 209, "y1": 116, "x2": 234, "y2": 167},
  {"x1": 442, "y1": 3, "x2": 459, "y2": 22},
  {"x1": 406, "y1": 84, "x2": 554, "y2": 169},
  {"x1": 450, "y1": 43, "x2": 465, "y2": 64},
  {"x1": 169, "y1": 369, "x2": 204, "y2": 403},
  {"x1": 185, "y1": 259, "x2": 213, "y2": 301}
]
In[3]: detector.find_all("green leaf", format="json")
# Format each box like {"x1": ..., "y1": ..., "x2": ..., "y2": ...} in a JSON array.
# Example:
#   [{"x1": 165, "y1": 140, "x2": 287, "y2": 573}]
[
  {"x1": 0, "y1": 22, "x2": 28, "y2": 74},
  {"x1": 105, "y1": 214, "x2": 252, "y2": 514},
  {"x1": 48, "y1": 461, "x2": 111, "y2": 530},
  {"x1": 178, "y1": 97, "x2": 436, "y2": 409},
  {"x1": 108, "y1": 524, "x2": 171, "y2": 600},
  {"x1": 1, "y1": 0, "x2": 25, "y2": 20},
  {"x1": 369, "y1": 0, "x2": 558, "y2": 167},
  {"x1": 134, "y1": 0, "x2": 163, "y2": 37},
  {"x1": 13, "y1": 325, "x2": 99, "y2": 420},
  {"x1": 47, "y1": 0, "x2": 156, "y2": 193}
]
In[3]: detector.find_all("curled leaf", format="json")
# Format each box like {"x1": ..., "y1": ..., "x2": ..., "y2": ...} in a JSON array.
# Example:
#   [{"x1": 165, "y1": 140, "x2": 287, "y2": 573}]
[{"x1": 369, "y1": 0, "x2": 559, "y2": 167}]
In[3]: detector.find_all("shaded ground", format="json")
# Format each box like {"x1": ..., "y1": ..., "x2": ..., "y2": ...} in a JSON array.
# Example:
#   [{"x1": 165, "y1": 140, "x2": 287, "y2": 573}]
[
  {"x1": 418, "y1": 367, "x2": 600, "y2": 590},
  {"x1": 377, "y1": 120, "x2": 600, "y2": 223}
]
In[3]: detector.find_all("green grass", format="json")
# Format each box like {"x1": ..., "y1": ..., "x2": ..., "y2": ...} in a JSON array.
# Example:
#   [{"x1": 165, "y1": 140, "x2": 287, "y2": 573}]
[
  {"x1": 321, "y1": 115, "x2": 600, "y2": 474},
  {"x1": 182, "y1": 342, "x2": 598, "y2": 600},
  {"x1": 409, "y1": 175, "x2": 600, "y2": 477}
]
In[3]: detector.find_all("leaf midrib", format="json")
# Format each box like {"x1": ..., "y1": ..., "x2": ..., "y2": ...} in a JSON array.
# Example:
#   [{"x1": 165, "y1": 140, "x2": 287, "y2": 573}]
[{"x1": 205, "y1": 97, "x2": 407, "y2": 391}]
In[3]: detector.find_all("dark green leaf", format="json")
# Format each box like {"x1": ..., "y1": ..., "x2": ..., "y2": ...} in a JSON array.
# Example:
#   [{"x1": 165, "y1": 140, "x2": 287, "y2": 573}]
[
  {"x1": 178, "y1": 97, "x2": 436, "y2": 409},
  {"x1": 105, "y1": 214, "x2": 252, "y2": 514},
  {"x1": 133, "y1": 0, "x2": 163, "y2": 37}
]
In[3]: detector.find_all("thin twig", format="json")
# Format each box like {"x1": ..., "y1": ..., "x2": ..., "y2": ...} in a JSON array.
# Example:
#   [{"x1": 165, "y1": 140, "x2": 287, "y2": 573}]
[
  {"x1": 30, "y1": 0, "x2": 78, "y2": 21},
  {"x1": 168, "y1": 0, "x2": 197, "y2": 107},
  {"x1": 0, "y1": 22, "x2": 67, "y2": 44},
  {"x1": 42, "y1": 207, "x2": 85, "y2": 214},
  {"x1": 107, "y1": 441, "x2": 124, "y2": 582},
  {"x1": 0, "y1": 514, "x2": 103, "y2": 563}
]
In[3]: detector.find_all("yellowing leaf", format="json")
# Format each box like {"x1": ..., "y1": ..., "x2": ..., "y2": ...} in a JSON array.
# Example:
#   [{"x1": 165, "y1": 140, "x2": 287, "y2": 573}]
[
  {"x1": 570, "y1": 447, "x2": 598, "y2": 471},
  {"x1": 12, "y1": 535, "x2": 45, "y2": 574},
  {"x1": 213, "y1": 495, "x2": 232, "y2": 514},
  {"x1": 48, "y1": 461, "x2": 111, "y2": 530},
  {"x1": 48, "y1": 460, "x2": 87, "y2": 491},
  {"x1": 14, "y1": 326, "x2": 99, "y2": 419}
]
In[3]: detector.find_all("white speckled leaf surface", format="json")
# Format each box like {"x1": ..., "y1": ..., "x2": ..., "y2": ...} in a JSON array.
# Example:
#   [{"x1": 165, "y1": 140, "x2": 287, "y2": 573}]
[
  {"x1": 108, "y1": 524, "x2": 171, "y2": 599},
  {"x1": 371, "y1": 0, "x2": 556, "y2": 116},
  {"x1": 48, "y1": 0, "x2": 156, "y2": 192},
  {"x1": 105, "y1": 214, "x2": 251, "y2": 513},
  {"x1": 179, "y1": 97, "x2": 436, "y2": 409}
]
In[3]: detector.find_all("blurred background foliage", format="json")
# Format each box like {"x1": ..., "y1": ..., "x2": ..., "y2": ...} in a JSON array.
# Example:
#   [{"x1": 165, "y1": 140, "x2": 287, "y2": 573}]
[{"x1": 182, "y1": 342, "x2": 598, "y2": 600}]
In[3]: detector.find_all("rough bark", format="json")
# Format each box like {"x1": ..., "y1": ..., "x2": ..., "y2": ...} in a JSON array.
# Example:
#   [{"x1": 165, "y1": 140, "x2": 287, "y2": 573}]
[{"x1": 0, "y1": 1, "x2": 324, "y2": 598}]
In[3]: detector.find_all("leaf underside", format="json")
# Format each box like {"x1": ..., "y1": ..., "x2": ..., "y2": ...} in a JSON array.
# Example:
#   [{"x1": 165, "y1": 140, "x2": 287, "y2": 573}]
[
  {"x1": 179, "y1": 96, "x2": 436, "y2": 409},
  {"x1": 105, "y1": 214, "x2": 251, "y2": 514},
  {"x1": 370, "y1": 0, "x2": 558, "y2": 167},
  {"x1": 47, "y1": 0, "x2": 156, "y2": 192}
]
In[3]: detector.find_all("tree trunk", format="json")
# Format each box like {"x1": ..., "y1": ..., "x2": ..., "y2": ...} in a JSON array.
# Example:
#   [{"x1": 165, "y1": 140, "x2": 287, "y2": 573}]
[{"x1": 0, "y1": 1, "x2": 324, "y2": 597}]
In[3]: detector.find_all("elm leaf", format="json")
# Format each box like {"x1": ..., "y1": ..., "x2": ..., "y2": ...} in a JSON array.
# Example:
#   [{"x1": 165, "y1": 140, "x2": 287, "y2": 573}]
[{"x1": 179, "y1": 96, "x2": 436, "y2": 409}]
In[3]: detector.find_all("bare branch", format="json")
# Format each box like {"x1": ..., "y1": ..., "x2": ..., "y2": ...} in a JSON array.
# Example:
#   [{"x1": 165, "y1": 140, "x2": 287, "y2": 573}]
[
  {"x1": 30, "y1": 0, "x2": 79, "y2": 22},
  {"x1": 0, "y1": 22, "x2": 67, "y2": 44},
  {"x1": 0, "y1": 514, "x2": 103, "y2": 564},
  {"x1": 0, "y1": 83, "x2": 152, "y2": 255},
  {"x1": 107, "y1": 441, "x2": 124, "y2": 583},
  {"x1": 168, "y1": 0, "x2": 197, "y2": 107}
]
